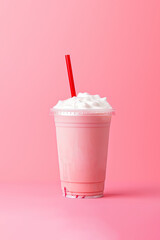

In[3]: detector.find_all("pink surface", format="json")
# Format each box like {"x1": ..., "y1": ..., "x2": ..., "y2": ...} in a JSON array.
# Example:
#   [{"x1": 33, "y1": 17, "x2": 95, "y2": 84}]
[
  {"x1": 0, "y1": 0, "x2": 160, "y2": 239},
  {"x1": 0, "y1": 183, "x2": 160, "y2": 240}
]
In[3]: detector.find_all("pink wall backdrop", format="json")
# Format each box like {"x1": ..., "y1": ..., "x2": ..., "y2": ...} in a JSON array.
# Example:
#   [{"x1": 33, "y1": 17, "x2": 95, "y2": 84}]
[{"x1": 0, "y1": 0, "x2": 160, "y2": 185}]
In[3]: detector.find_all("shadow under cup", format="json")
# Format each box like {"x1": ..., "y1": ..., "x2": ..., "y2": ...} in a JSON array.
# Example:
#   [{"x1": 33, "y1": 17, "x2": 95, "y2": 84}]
[{"x1": 53, "y1": 109, "x2": 113, "y2": 199}]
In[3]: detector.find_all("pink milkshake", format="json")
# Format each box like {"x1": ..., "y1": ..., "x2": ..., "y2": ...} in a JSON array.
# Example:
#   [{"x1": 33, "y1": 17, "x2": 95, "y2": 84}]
[{"x1": 52, "y1": 93, "x2": 114, "y2": 198}]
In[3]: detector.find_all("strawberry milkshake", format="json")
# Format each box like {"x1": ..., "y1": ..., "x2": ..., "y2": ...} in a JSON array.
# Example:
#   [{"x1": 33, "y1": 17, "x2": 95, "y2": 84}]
[{"x1": 51, "y1": 92, "x2": 114, "y2": 198}]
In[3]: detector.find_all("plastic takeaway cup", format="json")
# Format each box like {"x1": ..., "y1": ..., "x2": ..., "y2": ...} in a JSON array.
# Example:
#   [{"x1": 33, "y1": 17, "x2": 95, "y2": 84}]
[{"x1": 53, "y1": 108, "x2": 113, "y2": 198}]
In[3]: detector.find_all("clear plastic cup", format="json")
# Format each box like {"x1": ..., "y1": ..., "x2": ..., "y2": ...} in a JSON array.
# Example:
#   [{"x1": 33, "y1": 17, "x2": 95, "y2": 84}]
[{"x1": 52, "y1": 108, "x2": 114, "y2": 198}]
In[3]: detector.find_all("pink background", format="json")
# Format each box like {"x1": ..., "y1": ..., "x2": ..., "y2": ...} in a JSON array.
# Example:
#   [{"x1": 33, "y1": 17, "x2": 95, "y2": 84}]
[{"x1": 0, "y1": 0, "x2": 160, "y2": 239}]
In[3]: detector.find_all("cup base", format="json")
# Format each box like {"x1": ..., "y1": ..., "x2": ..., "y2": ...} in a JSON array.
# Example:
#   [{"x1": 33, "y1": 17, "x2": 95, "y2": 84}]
[
  {"x1": 63, "y1": 193, "x2": 103, "y2": 199},
  {"x1": 61, "y1": 181, "x2": 104, "y2": 199}
]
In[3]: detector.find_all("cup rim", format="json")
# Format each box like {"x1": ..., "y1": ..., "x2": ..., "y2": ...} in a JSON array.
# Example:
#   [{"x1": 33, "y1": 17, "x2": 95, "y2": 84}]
[{"x1": 50, "y1": 108, "x2": 115, "y2": 116}]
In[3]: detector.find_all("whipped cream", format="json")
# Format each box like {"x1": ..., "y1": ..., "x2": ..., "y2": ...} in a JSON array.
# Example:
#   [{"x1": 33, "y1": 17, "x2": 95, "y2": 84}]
[{"x1": 52, "y1": 93, "x2": 113, "y2": 111}]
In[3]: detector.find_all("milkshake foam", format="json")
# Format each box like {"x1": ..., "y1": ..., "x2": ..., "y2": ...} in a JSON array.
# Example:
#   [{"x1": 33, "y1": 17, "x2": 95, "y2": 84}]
[{"x1": 52, "y1": 92, "x2": 113, "y2": 111}]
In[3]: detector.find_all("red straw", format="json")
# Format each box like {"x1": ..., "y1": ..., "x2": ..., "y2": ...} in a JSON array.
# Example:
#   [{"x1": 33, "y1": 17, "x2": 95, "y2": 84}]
[{"x1": 65, "y1": 55, "x2": 76, "y2": 97}]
